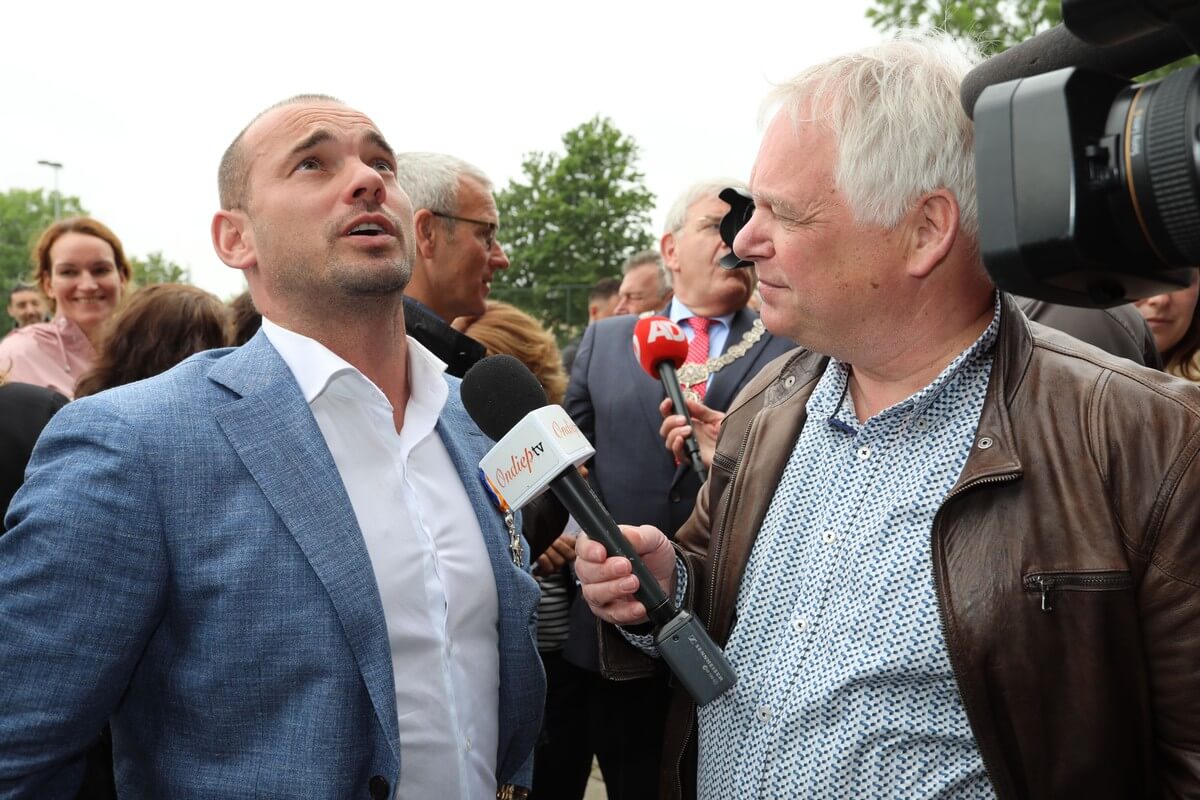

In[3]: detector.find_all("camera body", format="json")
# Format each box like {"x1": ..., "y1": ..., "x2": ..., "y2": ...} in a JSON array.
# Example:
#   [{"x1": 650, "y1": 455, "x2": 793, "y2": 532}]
[
  {"x1": 975, "y1": 65, "x2": 1197, "y2": 306},
  {"x1": 971, "y1": 0, "x2": 1200, "y2": 306}
]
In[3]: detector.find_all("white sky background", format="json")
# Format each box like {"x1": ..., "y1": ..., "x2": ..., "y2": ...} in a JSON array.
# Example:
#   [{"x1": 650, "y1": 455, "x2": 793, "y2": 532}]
[{"x1": 0, "y1": 0, "x2": 881, "y2": 299}]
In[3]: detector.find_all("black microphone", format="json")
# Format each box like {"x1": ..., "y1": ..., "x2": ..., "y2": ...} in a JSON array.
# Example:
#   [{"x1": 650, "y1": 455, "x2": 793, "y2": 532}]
[
  {"x1": 462, "y1": 354, "x2": 736, "y2": 705},
  {"x1": 632, "y1": 316, "x2": 708, "y2": 484},
  {"x1": 961, "y1": 23, "x2": 1193, "y2": 118}
]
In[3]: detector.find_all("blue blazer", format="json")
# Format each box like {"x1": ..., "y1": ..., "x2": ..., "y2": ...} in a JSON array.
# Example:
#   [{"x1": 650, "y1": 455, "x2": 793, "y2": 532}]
[{"x1": 0, "y1": 332, "x2": 544, "y2": 799}]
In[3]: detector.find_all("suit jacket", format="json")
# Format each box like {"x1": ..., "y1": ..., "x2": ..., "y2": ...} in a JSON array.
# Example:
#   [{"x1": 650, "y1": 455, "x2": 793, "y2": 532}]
[
  {"x1": 0, "y1": 381, "x2": 67, "y2": 520},
  {"x1": 0, "y1": 331, "x2": 544, "y2": 799},
  {"x1": 562, "y1": 307, "x2": 795, "y2": 669},
  {"x1": 403, "y1": 296, "x2": 487, "y2": 379}
]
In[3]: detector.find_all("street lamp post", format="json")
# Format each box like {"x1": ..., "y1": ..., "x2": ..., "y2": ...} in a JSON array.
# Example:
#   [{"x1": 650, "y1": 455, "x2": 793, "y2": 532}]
[{"x1": 37, "y1": 160, "x2": 64, "y2": 219}]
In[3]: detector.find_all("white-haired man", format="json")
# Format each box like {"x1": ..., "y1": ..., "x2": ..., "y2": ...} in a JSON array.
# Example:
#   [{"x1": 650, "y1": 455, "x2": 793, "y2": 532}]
[
  {"x1": 576, "y1": 35, "x2": 1200, "y2": 800},
  {"x1": 395, "y1": 152, "x2": 510, "y2": 377},
  {"x1": 556, "y1": 180, "x2": 794, "y2": 800}
]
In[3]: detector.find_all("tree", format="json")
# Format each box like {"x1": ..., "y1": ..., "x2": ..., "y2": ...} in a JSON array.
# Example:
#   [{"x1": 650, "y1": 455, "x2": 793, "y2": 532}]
[
  {"x1": 866, "y1": 0, "x2": 1061, "y2": 55},
  {"x1": 492, "y1": 116, "x2": 656, "y2": 342},
  {"x1": 865, "y1": 0, "x2": 1196, "y2": 76},
  {"x1": 0, "y1": 188, "x2": 87, "y2": 291},
  {"x1": 130, "y1": 251, "x2": 188, "y2": 286}
]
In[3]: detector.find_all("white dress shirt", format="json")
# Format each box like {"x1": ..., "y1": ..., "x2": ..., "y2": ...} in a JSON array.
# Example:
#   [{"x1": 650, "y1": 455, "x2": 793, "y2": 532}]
[{"x1": 262, "y1": 318, "x2": 499, "y2": 800}]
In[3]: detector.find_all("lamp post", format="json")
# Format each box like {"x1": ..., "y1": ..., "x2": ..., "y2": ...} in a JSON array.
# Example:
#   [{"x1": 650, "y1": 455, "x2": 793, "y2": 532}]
[{"x1": 37, "y1": 160, "x2": 64, "y2": 219}]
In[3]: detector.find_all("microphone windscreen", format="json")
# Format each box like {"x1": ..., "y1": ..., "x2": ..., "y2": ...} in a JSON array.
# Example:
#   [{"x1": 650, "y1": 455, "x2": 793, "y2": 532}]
[
  {"x1": 960, "y1": 23, "x2": 1192, "y2": 118},
  {"x1": 462, "y1": 354, "x2": 549, "y2": 441},
  {"x1": 632, "y1": 316, "x2": 689, "y2": 378}
]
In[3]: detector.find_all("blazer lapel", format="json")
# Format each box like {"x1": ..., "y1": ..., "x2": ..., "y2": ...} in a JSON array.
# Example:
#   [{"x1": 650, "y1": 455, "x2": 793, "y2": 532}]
[
  {"x1": 705, "y1": 308, "x2": 764, "y2": 413},
  {"x1": 208, "y1": 332, "x2": 400, "y2": 759}
]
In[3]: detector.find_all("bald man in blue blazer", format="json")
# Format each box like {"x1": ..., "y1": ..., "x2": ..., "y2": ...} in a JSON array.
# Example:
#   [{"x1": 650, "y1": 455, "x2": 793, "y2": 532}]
[{"x1": 0, "y1": 96, "x2": 543, "y2": 800}]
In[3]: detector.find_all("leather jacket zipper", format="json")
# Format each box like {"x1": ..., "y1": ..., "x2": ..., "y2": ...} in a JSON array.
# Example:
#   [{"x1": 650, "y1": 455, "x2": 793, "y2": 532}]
[
  {"x1": 672, "y1": 412, "x2": 755, "y2": 798},
  {"x1": 932, "y1": 471, "x2": 1019, "y2": 799},
  {"x1": 1023, "y1": 570, "x2": 1133, "y2": 612}
]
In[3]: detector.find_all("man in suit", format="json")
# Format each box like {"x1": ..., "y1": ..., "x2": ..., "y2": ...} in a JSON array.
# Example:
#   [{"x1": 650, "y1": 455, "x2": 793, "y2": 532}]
[
  {"x1": 613, "y1": 250, "x2": 672, "y2": 316},
  {"x1": 552, "y1": 180, "x2": 795, "y2": 800},
  {"x1": 0, "y1": 95, "x2": 543, "y2": 800},
  {"x1": 394, "y1": 152, "x2": 510, "y2": 378}
]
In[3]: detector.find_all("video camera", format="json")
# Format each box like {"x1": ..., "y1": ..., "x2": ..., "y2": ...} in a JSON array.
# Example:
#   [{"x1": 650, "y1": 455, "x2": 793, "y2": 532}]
[{"x1": 719, "y1": 0, "x2": 1200, "y2": 307}]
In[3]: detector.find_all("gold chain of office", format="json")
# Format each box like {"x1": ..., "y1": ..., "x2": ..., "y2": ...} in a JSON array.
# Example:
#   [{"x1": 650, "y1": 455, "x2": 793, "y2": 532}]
[{"x1": 676, "y1": 319, "x2": 766, "y2": 388}]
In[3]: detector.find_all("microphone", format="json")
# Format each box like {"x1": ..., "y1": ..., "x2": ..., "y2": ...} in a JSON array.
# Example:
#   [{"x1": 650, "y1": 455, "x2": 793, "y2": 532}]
[
  {"x1": 462, "y1": 354, "x2": 736, "y2": 706},
  {"x1": 632, "y1": 316, "x2": 708, "y2": 484},
  {"x1": 960, "y1": 23, "x2": 1192, "y2": 118}
]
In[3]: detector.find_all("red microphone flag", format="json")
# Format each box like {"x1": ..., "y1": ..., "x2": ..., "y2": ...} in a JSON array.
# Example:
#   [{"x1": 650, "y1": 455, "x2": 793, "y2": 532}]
[{"x1": 632, "y1": 316, "x2": 689, "y2": 378}]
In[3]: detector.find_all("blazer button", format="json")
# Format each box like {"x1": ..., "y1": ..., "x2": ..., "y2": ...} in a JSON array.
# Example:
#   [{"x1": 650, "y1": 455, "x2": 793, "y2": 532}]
[
  {"x1": 368, "y1": 775, "x2": 390, "y2": 800},
  {"x1": 670, "y1": 491, "x2": 681, "y2": 502}
]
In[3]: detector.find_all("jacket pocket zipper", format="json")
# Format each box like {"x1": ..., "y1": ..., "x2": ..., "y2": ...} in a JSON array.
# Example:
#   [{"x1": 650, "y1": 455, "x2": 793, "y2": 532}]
[{"x1": 1023, "y1": 570, "x2": 1133, "y2": 612}]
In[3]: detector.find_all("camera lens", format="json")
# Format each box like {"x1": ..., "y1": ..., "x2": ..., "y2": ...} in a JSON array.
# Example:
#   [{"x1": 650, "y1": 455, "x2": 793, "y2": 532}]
[{"x1": 1113, "y1": 65, "x2": 1200, "y2": 264}]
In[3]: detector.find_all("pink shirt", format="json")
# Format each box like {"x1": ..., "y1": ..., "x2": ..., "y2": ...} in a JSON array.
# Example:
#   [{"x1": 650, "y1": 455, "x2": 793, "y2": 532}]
[{"x1": 0, "y1": 317, "x2": 96, "y2": 399}]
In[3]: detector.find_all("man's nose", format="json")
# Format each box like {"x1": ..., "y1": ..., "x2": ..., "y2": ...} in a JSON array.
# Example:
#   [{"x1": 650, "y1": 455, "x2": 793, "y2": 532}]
[
  {"x1": 347, "y1": 160, "x2": 387, "y2": 205},
  {"x1": 733, "y1": 210, "x2": 771, "y2": 262},
  {"x1": 490, "y1": 240, "x2": 510, "y2": 270}
]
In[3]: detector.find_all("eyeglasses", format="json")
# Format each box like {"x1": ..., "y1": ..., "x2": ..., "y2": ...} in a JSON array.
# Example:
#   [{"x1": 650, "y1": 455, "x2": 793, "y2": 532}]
[{"x1": 431, "y1": 211, "x2": 498, "y2": 251}]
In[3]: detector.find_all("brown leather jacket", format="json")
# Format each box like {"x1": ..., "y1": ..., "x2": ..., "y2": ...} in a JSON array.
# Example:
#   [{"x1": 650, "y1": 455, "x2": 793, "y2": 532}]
[{"x1": 600, "y1": 294, "x2": 1200, "y2": 799}]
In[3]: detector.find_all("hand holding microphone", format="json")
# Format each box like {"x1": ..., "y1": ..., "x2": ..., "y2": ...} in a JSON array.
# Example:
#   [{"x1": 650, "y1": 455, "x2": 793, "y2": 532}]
[
  {"x1": 462, "y1": 354, "x2": 736, "y2": 705},
  {"x1": 658, "y1": 396, "x2": 724, "y2": 470},
  {"x1": 632, "y1": 316, "x2": 709, "y2": 483}
]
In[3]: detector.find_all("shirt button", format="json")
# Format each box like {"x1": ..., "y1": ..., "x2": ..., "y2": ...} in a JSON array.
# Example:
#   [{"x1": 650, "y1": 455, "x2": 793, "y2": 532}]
[
  {"x1": 792, "y1": 616, "x2": 808, "y2": 633},
  {"x1": 821, "y1": 530, "x2": 837, "y2": 544},
  {"x1": 465, "y1": 737, "x2": 472, "y2": 752},
  {"x1": 756, "y1": 706, "x2": 772, "y2": 723},
  {"x1": 857, "y1": 445, "x2": 871, "y2": 460},
  {"x1": 915, "y1": 418, "x2": 929, "y2": 431}
]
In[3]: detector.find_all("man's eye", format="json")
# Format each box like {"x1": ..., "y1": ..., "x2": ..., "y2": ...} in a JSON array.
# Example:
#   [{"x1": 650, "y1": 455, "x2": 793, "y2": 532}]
[
  {"x1": 373, "y1": 159, "x2": 395, "y2": 173},
  {"x1": 296, "y1": 157, "x2": 321, "y2": 171}
]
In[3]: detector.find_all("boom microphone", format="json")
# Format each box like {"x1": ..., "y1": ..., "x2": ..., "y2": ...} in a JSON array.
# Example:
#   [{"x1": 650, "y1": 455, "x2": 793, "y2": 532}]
[
  {"x1": 961, "y1": 23, "x2": 1192, "y2": 118},
  {"x1": 632, "y1": 316, "x2": 708, "y2": 484},
  {"x1": 462, "y1": 354, "x2": 736, "y2": 705}
]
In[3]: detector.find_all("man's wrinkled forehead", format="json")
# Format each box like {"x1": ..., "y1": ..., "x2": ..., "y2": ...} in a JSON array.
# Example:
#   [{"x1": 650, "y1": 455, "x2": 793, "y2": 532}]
[{"x1": 242, "y1": 101, "x2": 392, "y2": 170}]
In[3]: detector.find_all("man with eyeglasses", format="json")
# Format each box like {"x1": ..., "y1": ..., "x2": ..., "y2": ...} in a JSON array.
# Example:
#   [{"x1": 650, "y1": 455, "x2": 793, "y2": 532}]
[{"x1": 395, "y1": 153, "x2": 510, "y2": 378}]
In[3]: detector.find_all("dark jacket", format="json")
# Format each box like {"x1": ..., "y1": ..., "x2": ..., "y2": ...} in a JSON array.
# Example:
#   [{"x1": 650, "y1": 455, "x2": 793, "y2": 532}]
[
  {"x1": 603, "y1": 294, "x2": 1200, "y2": 799},
  {"x1": 0, "y1": 381, "x2": 67, "y2": 524},
  {"x1": 1016, "y1": 296, "x2": 1162, "y2": 368},
  {"x1": 402, "y1": 296, "x2": 486, "y2": 379}
]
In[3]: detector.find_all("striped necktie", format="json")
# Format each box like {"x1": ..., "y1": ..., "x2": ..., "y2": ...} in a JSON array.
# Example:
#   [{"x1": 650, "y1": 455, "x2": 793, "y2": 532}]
[{"x1": 684, "y1": 317, "x2": 712, "y2": 400}]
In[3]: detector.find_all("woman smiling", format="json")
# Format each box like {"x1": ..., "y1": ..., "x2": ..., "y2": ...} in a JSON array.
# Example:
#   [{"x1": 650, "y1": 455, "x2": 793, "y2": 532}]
[{"x1": 0, "y1": 218, "x2": 131, "y2": 398}]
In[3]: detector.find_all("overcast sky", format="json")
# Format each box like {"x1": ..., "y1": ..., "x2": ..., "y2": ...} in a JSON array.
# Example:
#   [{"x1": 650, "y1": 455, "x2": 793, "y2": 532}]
[{"x1": 1, "y1": 0, "x2": 881, "y2": 299}]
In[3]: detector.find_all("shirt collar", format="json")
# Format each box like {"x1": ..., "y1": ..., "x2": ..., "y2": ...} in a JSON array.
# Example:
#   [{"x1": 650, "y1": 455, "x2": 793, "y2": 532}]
[
  {"x1": 811, "y1": 292, "x2": 1003, "y2": 427},
  {"x1": 668, "y1": 298, "x2": 736, "y2": 330},
  {"x1": 260, "y1": 317, "x2": 449, "y2": 414}
]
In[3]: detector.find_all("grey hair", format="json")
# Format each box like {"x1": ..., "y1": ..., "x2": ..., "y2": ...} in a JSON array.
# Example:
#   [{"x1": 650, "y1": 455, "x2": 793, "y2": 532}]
[
  {"x1": 621, "y1": 249, "x2": 671, "y2": 291},
  {"x1": 393, "y1": 152, "x2": 494, "y2": 216},
  {"x1": 662, "y1": 178, "x2": 748, "y2": 236},
  {"x1": 763, "y1": 31, "x2": 982, "y2": 237}
]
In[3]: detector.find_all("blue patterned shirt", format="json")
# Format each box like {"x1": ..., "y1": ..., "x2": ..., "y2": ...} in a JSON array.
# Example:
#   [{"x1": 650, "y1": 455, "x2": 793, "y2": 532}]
[{"x1": 696, "y1": 298, "x2": 1002, "y2": 799}]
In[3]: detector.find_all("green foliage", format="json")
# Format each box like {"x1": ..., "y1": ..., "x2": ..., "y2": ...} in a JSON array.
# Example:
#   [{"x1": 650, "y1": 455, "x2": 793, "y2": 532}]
[
  {"x1": 493, "y1": 116, "x2": 655, "y2": 343},
  {"x1": 130, "y1": 251, "x2": 188, "y2": 287},
  {"x1": 866, "y1": 0, "x2": 1062, "y2": 54},
  {"x1": 0, "y1": 188, "x2": 88, "y2": 292},
  {"x1": 866, "y1": 0, "x2": 1199, "y2": 77}
]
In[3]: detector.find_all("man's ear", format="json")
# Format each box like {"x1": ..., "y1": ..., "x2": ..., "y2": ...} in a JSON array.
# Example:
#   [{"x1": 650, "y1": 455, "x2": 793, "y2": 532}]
[
  {"x1": 906, "y1": 189, "x2": 959, "y2": 279},
  {"x1": 211, "y1": 210, "x2": 256, "y2": 271},
  {"x1": 413, "y1": 209, "x2": 439, "y2": 259},
  {"x1": 661, "y1": 231, "x2": 681, "y2": 276}
]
